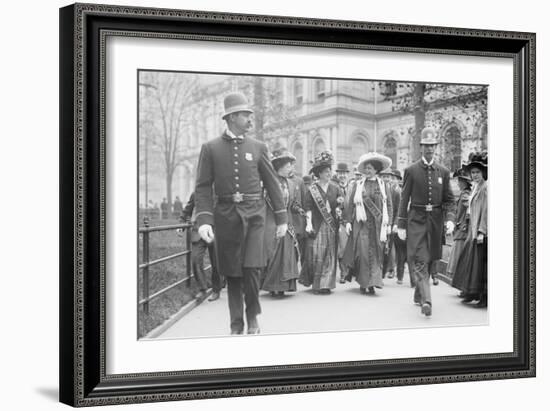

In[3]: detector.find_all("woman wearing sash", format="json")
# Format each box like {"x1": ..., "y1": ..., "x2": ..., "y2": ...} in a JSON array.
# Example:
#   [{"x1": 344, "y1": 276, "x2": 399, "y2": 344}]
[
  {"x1": 342, "y1": 153, "x2": 393, "y2": 295},
  {"x1": 299, "y1": 151, "x2": 344, "y2": 294},
  {"x1": 261, "y1": 149, "x2": 301, "y2": 297}
]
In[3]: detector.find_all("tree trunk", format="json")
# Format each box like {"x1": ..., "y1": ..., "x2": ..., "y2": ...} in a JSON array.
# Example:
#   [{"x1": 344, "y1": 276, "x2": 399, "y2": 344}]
[
  {"x1": 253, "y1": 77, "x2": 265, "y2": 141},
  {"x1": 411, "y1": 83, "x2": 426, "y2": 162},
  {"x1": 166, "y1": 171, "x2": 173, "y2": 220}
]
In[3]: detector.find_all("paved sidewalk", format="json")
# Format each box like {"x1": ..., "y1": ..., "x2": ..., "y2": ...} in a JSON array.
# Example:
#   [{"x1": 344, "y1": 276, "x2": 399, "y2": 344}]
[{"x1": 152, "y1": 277, "x2": 488, "y2": 340}]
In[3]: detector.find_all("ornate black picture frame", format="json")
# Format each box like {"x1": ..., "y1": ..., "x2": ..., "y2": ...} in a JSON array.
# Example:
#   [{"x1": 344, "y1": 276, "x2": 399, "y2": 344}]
[{"x1": 59, "y1": 3, "x2": 535, "y2": 407}]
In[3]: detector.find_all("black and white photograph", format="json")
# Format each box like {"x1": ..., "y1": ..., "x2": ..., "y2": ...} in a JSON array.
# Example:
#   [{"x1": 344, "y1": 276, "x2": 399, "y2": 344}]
[
  {"x1": 49, "y1": 0, "x2": 538, "y2": 408},
  {"x1": 137, "y1": 71, "x2": 489, "y2": 339}
]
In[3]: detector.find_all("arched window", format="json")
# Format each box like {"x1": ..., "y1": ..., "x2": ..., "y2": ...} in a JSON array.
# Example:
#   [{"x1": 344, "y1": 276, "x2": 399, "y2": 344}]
[
  {"x1": 292, "y1": 142, "x2": 304, "y2": 176},
  {"x1": 443, "y1": 125, "x2": 462, "y2": 171},
  {"x1": 351, "y1": 135, "x2": 368, "y2": 164},
  {"x1": 313, "y1": 137, "x2": 326, "y2": 157},
  {"x1": 383, "y1": 134, "x2": 397, "y2": 169}
]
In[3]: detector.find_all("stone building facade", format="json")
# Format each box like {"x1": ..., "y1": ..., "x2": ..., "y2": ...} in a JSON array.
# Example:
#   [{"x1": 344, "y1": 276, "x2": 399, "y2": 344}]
[{"x1": 139, "y1": 74, "x2": 487, "y2": 208}]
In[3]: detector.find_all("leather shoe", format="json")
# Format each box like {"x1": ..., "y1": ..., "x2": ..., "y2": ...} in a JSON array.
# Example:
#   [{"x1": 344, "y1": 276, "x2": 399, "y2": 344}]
[
  {"x1": 432, "y1": 277, "x2": 439, "y2": 286},
  {"x1": 421, "y1": 303, "x2": 432, "y2": 317},
  {"x1": 208, "y1": 292, "x2": 220, "y2": 301},
  {"x1": 231, "y1": 329, "x2": 243, "y2": 335},
  {"x1": 247, "y1": 318, "x2": 260, "y2": 335}
]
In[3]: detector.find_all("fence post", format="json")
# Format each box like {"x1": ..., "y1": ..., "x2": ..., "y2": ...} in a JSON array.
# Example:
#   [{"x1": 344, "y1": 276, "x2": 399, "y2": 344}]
[
  {"x1": 142, "y1": 216, "x2": 150, "y2": 315},
  {"x1": 186, "y1": 226, "x2": 192, "y2": 288}
]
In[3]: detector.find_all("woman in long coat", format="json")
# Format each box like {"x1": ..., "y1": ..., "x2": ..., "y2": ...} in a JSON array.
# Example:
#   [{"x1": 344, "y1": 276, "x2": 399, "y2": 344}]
[
  {"x1": 452, "y1": 152, "x2": 488, "y2": 308},
  {"x1": 299, "y1": 151, "x2": 344, "y2": 294},
  {"x1": 342, "y1": 153, "x2": 393, "y2": 295},
  {"x1": 261, "y1": 150, "x2": 301, "y2": 296},
  {"x1": 448, "y1": 167, "x2": 472, "y2": 286}
]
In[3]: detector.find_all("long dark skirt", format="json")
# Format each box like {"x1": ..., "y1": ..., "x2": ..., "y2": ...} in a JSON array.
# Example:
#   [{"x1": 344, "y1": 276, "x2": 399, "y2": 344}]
[
  {"x1": 446, "y1": 238, "x2": 466, "y2": 278},
  {"x1": 261, "y1": 233, "x2": 299, "y2": 292},
  {"x1": 343, "y1": 218, "x2": 384, "y2": 289},
  {"x1": 452, "y1": 237, "x2": 488, "y2": 295},
  {"x1": 299, "y1": 222, "x2": 336, "y2": 290}
]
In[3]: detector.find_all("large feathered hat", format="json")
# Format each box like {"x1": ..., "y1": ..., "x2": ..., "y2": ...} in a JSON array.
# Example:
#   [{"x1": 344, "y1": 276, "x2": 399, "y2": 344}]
[
  {"x1": 356, "y1": 152, "x2": 392, "y2": 174},
  {"x1": 309, "y1": 150, "x2": 334, "y2": 175},
  {"x1": 465, "y1": 151, "x2": 488, "y2": 173}
]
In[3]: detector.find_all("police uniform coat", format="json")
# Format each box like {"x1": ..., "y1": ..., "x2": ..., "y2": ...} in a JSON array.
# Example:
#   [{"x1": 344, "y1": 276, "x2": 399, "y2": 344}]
[
  {"x1": 397, "y1": 159, "x2": 455, "y2": 262},
  {"x1": 194, "y1": 132, "x2": 287, "y2": 277}
]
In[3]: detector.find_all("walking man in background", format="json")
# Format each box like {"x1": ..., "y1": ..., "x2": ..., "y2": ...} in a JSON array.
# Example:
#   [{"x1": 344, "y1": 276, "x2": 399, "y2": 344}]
[
  {"x1": 194, "y1": 92, "x2": 287, "y2": 335},
  {"x1": 397, "y1": 127, "x2": 455, "y2": 317},
  {"x1": 335, "y1": 162, "x2": 350, "y2": 283},
  {"x1": 180, "y1": 192, "x2": 223, "y2": 302}
]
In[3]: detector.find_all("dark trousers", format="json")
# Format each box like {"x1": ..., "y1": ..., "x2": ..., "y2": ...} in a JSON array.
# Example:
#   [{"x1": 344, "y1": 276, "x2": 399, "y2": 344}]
[
  {"x1": 297, "y1": 234, "x2": 307, "y2": 268},
  {"x1": 192, "y1": 239, "x2": 223, "y2": 293},
  {"x1": 227, "y1": 268, "x2": 261, "y2": 333},
  {"x1": 382, "y1": 246, "x2": 395, "y2": 277},
  {"x1": 393, "y1": 234, "x2": 408, "y2": 282},
  {"x1": 410, "y1": 236, "x2": 433, "y2": 306}
]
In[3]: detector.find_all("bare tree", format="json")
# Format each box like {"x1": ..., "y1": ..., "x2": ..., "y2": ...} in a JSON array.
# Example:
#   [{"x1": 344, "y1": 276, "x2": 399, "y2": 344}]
[
  {"x1": 237, "y1": 76, "x2": 300, "y2": 147},
  {"x1": 139, "y1": 72, "x2": 200, "y2": 218}
]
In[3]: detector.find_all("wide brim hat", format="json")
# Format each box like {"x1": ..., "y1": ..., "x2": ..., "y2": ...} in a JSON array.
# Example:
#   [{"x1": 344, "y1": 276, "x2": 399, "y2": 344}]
[
  {"x1": 379, "y1": 167, "x2": 394, "y2": 176},
  {"x1": 356, "y1": 152, "x2": 392, "y2": 174},
  {"x1": 222, "y1": 92, "x2": 254, "y2": 119},
  {"x1": 335, "y1": 162, "x2": 350, "y2": 173},
  {"x1": 309, "y1": 150, "x2": 334, "y2": 175},
  {"x1": 464, "y1": 152, "x2": 488, "y2": 172},
  {"x1": 271, "y1": 149, "x2": 296, "y2": 170},
  {"x1": 392, "y1": 169, "x2": 402, "y2": 180},
  {"x1": 420, "y1": 127, "x2": 439, "y2": 145}
]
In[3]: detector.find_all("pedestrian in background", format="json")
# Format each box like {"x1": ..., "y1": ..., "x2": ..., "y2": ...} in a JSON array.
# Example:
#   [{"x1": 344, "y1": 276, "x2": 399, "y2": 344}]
[
  {"x1": 335, "y1": 162, "x2": 351, "y2": 284},
  {"x1": 181, "y1": 192, "x2": 224, "y2": 301},
  {"x1": 261, "y1": 149, "x2": 301, "y2": 297},
  {"x1": 380, "y1": 167, "x2": 398, "y2": 280},
  {"x1": 447, "y1": 167, "x2": 472, "y2": 285},
  {"x1": 390, "y1": 169, "x2": 409, "y2": 285},
  {"x1": 173, "y1": 196, "x2": 183, "y2": 218},
  {"x1": 452, "y1": 152, "x2": 488, "y2": 308}
]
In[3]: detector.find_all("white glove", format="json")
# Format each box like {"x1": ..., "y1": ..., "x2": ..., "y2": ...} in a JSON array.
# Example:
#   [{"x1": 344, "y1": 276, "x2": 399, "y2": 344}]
[
  {"x1": 276, "y1": 223, "x2": 288, "y2": 239},
  {"x1": 345, "y1": 222, "x2": 352, "y2": 235},
  {"x1": 446, "y1": 221, "x2": 455, "y2": 235},
  {"x1": 198, "y1": 224, "x2": 215, "y2": 243},
  {"x1": 397, "y1": 228, "x2": 407, "y2": 241},
  {"x1": 392, "y1": 224, "x2": 398, "y2": 234}
]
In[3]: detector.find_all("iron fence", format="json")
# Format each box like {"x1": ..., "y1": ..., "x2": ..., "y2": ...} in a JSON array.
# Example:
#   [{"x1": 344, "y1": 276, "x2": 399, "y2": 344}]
[{"x1": 138, "y1": 217, "x2": 192, "y2": 314}]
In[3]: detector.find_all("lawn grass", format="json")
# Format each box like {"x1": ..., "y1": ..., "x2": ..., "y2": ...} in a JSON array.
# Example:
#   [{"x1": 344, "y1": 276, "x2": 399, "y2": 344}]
[{"x1": 137, "y1": 219, "x2": 211, "y2": 338}]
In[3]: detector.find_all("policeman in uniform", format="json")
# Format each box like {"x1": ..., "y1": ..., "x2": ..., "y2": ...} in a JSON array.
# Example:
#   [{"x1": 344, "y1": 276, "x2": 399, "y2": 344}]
[
  {"x1": 397, "y1": 127, "x2": 455, "y2": 317},
  {"x1": 194, "y1": 92, "x2": 288, "y2": 335}
]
